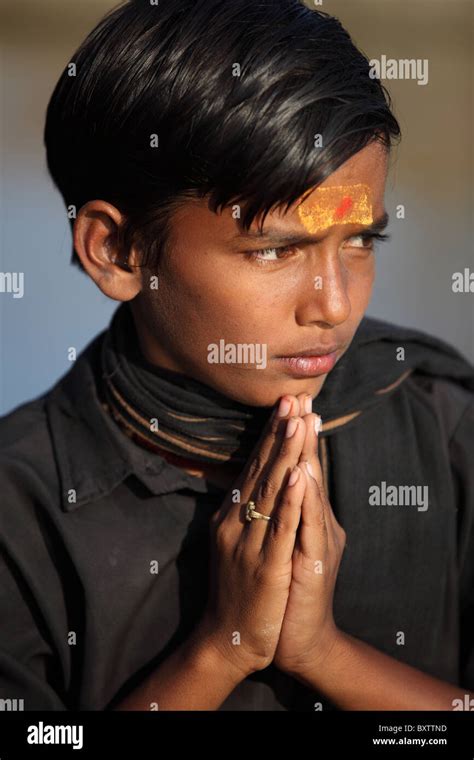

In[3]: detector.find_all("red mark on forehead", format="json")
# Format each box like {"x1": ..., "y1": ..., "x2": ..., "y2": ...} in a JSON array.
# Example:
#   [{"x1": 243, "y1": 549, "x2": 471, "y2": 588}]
[{"x1": 334, "y1": 196, "x2": 354, "y2": 221}]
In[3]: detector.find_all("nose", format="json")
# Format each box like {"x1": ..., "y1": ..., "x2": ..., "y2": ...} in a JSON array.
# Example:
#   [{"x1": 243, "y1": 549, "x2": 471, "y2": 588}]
[{"x1": 294, "y1": 248, "x2": 352, "y2": 327}]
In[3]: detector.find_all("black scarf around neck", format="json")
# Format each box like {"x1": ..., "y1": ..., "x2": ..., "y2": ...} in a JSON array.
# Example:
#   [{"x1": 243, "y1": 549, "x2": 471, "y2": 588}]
[
  {"x1": 100, "y1": 301, "x2": 474, "y2": 466},
  {"x1": 100, "y1": 302, "x2": 271, "y2": 464}
]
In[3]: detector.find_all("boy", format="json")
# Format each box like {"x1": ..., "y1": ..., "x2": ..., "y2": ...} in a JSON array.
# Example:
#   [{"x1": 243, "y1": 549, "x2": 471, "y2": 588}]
[{"x1": 1, "y1": 0, "x2": 473, "y2": 711}]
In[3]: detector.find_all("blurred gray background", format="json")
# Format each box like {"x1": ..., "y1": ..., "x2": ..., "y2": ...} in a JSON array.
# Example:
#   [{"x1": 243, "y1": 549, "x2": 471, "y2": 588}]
[{"x1": 1, "y1": 0, "x2": 473, "y2": 414}]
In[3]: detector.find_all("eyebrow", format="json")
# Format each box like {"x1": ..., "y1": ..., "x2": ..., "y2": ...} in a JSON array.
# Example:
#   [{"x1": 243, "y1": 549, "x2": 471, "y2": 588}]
[{"x1": 232, "y1": 211, "x2": 390, "y2": 247}]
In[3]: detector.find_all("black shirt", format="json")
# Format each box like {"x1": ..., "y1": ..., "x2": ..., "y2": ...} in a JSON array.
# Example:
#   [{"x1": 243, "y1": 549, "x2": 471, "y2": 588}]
[{"x1": 1, "y1": 318, "x2": 474, "y2": 710}]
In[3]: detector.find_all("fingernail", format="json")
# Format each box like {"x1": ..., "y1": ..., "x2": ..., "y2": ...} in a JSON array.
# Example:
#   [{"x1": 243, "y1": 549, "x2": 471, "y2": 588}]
[
  {"x1": 288, "y1": 466, "x2": 300, "y2": 486},
  {"x1": 314, "y1": 415, "x2": 323, "y2": 435},
  {"x1": 285, "y1": 417, "x2": 299, "y2": 438},
  {"x1": 305, "y1": 461, "x2": 316, "y2": 479},
  {"x1": 304, "y1": 395, "x2": 312, "y2": 414},
  {"x1": 277, "y1": 396, "x2": 292, "y2": 417}
]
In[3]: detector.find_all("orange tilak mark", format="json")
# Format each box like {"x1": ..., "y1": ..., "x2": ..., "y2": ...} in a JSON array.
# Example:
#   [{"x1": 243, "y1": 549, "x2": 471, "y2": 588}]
[{"x1": 296, "y1": 184, "x2": 373, "y2": 234}]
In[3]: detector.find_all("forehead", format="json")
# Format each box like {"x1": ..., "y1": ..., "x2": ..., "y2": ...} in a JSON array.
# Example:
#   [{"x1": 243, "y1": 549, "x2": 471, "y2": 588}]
[
  {"x1": 294, "y1": 142, "x2": 388, "y2": 208},
  {"x1": 307, "y1": 140, "x2": 389, "y2": 194},
  {"x1": 253, "y1": 140, "x2": 389, "y2": 231},
  {"x1": 244, "y1": 141, "x2": 389, "y2": 233}
]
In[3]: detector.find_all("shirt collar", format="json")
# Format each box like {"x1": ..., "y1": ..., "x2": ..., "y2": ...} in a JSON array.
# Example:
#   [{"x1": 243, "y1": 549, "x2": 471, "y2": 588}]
[{"x1": 46, "y1": 329, "x2": 213, "y2": 513}]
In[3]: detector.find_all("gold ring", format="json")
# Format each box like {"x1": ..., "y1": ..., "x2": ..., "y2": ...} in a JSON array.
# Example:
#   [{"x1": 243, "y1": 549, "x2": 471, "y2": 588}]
[{"x1": 245, "y1": 501, "x2": 272, "y2": 522}]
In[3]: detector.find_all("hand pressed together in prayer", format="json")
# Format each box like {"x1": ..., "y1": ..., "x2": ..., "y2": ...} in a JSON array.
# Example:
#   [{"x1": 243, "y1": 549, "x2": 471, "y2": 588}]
[
  {"x1": 195, "y1": 392, "x2": 344, "y2": 680},
  {"x1": 271, "y1": 393, "x2": 346, "y2": 679},
  {"x1": 195, "y1": 394, "x2": 474, "y2": 710}
]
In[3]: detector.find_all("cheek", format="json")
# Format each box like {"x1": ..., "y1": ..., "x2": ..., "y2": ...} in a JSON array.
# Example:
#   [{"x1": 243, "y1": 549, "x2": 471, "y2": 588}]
[
  {"x1": 346, "y1": 257, "x2": 375, "y2": 304},
  {"x1": 171, "y1": 251, "x2": 293, "y2": 315},
  {"x1": 199, "y1": 268, "x2": 296, "y2": 343},
  {"x1": 161, "y1": 254, "x2": 279, "y2": 342}
]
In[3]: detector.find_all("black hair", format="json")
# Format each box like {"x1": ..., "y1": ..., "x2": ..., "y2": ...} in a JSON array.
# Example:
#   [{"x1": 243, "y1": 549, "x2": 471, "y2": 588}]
[{"x1": 44, "y1": 0, "x2": 401, "y2": 273}]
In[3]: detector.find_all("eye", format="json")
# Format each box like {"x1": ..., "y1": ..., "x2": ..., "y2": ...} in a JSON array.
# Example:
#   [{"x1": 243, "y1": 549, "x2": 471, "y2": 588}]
[
  {"x1": 344, "y1": 232, "x2": 390, "y2": 249},
  {"x1": 245, "y1": 245, "x2": 296, "y2": 264}
]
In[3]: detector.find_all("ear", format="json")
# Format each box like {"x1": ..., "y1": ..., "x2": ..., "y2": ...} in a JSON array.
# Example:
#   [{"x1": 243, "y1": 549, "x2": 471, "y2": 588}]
[{"x1": 73, "y1": 200, "x2": 142, "y2": 301}]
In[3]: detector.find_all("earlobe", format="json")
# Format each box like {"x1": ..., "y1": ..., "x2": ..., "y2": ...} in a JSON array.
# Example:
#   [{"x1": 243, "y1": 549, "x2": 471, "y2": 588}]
[{"x1": 94, "y1": 259, "x2": 142, "y2": 302}]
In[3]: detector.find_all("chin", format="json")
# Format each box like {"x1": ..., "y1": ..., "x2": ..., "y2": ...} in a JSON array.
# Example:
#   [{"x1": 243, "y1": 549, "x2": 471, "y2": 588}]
[
  {"x1": 270, "y1": 374, "x2": 329, "y2": 402},
  {"x1": 208, "y1": 371, "x2": 329, "y2": 408}
]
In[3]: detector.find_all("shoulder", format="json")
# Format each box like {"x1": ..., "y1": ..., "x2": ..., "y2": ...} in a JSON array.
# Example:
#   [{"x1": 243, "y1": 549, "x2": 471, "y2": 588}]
[
  {"x1": 0, "y1": 397, "x2": 65, "y2": 570},
  {"x1": 359, "y1": 315, "x2": 474, "y2": 439},
  {"x1": 0, "y1": 330, "x2": 106, "y2": 511},
  {"x1": 0, "y1": 393, "x2": 58, "y2": 492},
  {"x1": 406, "y1": 373, "x2": 474, "y2": 444},
  {"x1": 1, "y1": 392, "x2": 48, "y2": 446}
]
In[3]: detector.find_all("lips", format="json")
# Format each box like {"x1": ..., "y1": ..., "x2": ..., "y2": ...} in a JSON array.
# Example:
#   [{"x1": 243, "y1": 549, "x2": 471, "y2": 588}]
[
  {"x1": 276, "y1": 351, "x2": 338, "y2": 377},
  {"x1": 275, "y1": 345, "x2": 341, "y2": 377}
]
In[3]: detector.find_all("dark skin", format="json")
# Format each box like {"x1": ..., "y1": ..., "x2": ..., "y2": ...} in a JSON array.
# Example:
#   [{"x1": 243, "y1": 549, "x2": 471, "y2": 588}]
[
  {"x1": 74, "y1": 141, "x2": 473, "y2": 709},
  {"x1": 75, "y1": 140, "x2": 387, "y2": 487}
]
